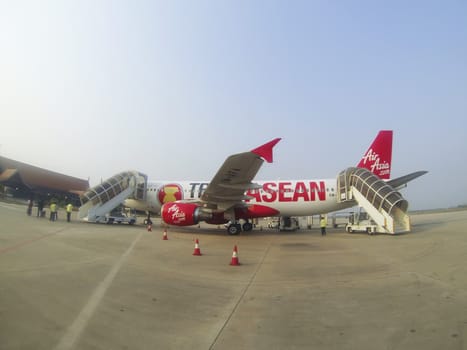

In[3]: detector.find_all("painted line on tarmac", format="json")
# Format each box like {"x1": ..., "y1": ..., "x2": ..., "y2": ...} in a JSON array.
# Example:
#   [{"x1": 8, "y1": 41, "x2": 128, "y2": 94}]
[
  {"x1": 0, "y1": 202, "x2": 25, "y2": 212},
  {"x1": 209, "y1": 242, "x2": 272, "y2": 350},
  {"x1": 0, "y1": 228, "x2": 68, "y2": 255},
  {"x1": 53, "y1": 231, "x2": 143, "y2": 350}
]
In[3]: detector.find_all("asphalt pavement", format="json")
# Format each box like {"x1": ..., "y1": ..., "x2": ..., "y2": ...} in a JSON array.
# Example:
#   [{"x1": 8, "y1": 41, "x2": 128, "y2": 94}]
[{"x1": 1, "y1": 202, "x2": 466, "y2": 350}]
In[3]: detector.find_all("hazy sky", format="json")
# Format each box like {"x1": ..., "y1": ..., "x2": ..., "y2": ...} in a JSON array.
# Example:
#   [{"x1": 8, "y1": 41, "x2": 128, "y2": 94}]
[{"x1": 1, "y1": 1, "x2": 466, "y2": 210}]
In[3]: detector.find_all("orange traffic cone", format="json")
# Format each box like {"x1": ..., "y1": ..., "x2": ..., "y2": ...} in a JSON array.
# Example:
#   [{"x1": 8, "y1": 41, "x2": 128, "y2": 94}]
[
  {"x1": 162, "y1": 229, "x2": 168, "y2": 240},
  {"x1": 147, "y1": 224, "x2": 152, "y2": 232},
  {"x1": 230, "y1": 245, "x2": 240, "y2": 266},
  {"x1": 192, "y1": 238, "x2": 202, "y2": 256}
]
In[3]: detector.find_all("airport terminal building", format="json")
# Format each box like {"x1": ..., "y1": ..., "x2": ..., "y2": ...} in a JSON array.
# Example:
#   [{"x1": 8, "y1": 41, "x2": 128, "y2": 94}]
[{"x1": 0, "y1": 155, "x2": 89, "y2": 204}]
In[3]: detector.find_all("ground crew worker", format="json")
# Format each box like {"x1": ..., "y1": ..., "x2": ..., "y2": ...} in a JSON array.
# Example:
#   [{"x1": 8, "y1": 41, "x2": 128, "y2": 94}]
[
  {"x1": 37, "y1": 199, "x2": 44, "y2": 218},
  {"x1": 66, "y1": 203, "x2": 73, "y2": 222},
  {"x1": 50, "y1": 202, "x2": 57, "y2": 221},
  {"x1": 27, "y1": 199, "x2": 33, "y2": 216},
  {"x1": 320, "y1": 216, "x2": 327, "y2": 236}
]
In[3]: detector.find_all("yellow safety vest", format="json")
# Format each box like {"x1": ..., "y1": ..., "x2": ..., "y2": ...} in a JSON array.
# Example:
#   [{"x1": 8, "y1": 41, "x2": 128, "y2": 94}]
[
  {"x1": 66, "y1": 204, "x2": 73, "y2": 213},
  {"x1": 320, "y1": 218, "x2": 327, "y2": 227}
]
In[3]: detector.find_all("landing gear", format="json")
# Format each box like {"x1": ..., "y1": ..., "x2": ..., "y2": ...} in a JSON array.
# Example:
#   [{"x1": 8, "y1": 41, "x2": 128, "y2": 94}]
[
  {"x1": 143, "y1": 212, "x2": 152, "y2": 226},
  {"x1": 227, "y1": 223, "x2": 241, "y2": 235},
  {"x1": 226, "y1": 220, "x2": 253, "y2": 235},
  {"x1": 242, "y1": 222, "x2": 253, "y2": 232}
]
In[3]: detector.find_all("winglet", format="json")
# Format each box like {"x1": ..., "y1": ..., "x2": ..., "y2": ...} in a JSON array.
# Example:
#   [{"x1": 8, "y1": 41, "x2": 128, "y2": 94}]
[{"x1": 251, "y1": 138, "x2": 281, "y2": 163}]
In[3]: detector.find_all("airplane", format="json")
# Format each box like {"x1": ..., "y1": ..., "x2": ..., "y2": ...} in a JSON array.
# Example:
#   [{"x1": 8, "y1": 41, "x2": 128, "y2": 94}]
[{"x1": 123, "y1": 130, "x2": 427, "y2": 235}]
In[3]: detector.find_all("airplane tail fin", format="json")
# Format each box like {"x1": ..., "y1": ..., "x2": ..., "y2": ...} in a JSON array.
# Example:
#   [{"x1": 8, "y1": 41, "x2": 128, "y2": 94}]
[{"x1": 356, "y1": 130, "x2": 393, "y2": 179}]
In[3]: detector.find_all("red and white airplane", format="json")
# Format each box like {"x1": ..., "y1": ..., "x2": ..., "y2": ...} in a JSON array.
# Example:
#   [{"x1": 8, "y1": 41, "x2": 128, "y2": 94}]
[{"x1": 124, "y1": 130, "x2": 426, "y2": 234}]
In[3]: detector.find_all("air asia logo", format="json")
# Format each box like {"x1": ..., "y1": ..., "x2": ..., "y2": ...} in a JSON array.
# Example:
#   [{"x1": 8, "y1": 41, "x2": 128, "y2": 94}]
[
  {"x1": 360, "y1": 148, "x2": 390, "y2": 177},
  {"x1": 158, "y1": 183, "x2": 183, "y2": 204},
  {"x1": 167, "y1": 204, "x2": 186, "y2": 224}
]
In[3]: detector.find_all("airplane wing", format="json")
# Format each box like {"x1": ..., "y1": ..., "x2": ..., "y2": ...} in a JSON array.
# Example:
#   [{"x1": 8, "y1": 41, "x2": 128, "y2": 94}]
[
  {"x1": 387, "y1": 170, "x2": 428, "y2": 190},
  {"x1": 200, "y1": 138, "x2": 281, "y2": 211}
]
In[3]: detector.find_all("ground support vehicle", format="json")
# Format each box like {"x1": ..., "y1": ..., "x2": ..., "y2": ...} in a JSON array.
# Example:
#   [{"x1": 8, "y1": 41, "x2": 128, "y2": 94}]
[
  {"x1": 345, "y1": 209, "x2": 377, "y2": 235},
  {"x1": 103, "y1": 211, "x2": 136, "y2": 225}
]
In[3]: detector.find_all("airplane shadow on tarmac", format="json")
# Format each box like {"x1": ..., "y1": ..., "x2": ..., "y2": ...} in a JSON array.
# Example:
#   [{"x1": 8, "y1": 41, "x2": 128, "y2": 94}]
[{"x1": 157, "y1": 225, "x2": 320, "y2": 237}]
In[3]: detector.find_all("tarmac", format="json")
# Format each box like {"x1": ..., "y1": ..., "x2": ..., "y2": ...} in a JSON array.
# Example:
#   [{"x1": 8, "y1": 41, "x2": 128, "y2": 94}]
[{"x1": 1, "y1": 201, "x2": 466, "y2": 350}]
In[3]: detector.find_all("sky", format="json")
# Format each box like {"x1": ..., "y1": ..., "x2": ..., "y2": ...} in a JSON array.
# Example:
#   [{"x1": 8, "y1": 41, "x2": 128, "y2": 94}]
[{"x1": 1, "y1": 0, "x2": 466, "y2": 210}]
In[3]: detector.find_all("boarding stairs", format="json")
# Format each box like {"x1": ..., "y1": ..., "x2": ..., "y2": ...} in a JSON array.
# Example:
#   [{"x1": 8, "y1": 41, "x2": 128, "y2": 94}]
[
  {"x1": 78, "y1": 171, "x2": 148, "y2": 222},
  {"x1": 337, "y1": 167, "x2": 410, "y2": 234}
]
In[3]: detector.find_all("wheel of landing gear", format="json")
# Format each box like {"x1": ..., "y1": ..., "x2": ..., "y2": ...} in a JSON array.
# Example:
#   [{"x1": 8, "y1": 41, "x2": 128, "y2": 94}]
[
  {"x1": 227, "y1": 224, "x2": 241, "y2": 235},
  {"x1": 242, "y1": 222, "x2": 253, "y2": 232}
]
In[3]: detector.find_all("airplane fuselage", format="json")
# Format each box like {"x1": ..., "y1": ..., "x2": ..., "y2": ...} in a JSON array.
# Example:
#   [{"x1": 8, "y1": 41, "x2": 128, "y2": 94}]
[{"x1": 124, "y1": 178, "x2": 353, "y2": 217}]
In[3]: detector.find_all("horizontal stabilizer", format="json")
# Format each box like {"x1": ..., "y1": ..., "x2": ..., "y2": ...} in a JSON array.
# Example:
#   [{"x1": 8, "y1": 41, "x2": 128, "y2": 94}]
[{"x1": 387, "y1": 171, "x2": 428, "y2": 190}]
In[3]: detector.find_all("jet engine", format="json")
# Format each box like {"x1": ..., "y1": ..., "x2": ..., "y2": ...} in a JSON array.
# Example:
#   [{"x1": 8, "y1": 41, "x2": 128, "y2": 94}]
[
  {"x1": 161, "y1": 202, "x2": 280, "y2": 229},
  {"x1": 161, "y1": 202, "x2": 218, "y2": 226}
]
